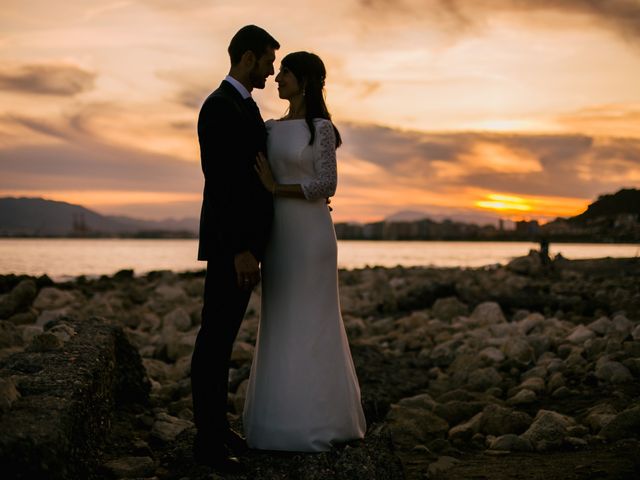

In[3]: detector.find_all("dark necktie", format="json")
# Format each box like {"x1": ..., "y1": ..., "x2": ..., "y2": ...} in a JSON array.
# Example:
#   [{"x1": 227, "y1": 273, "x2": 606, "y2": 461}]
[{"x1": 245, "y1": 97, "x2": 262, "y2": 121}]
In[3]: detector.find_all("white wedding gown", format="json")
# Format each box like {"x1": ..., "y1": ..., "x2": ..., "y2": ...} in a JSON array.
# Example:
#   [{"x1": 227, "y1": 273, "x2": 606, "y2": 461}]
[{"x1": 243, "y1": 118, "x2": 366, "y2": 452}]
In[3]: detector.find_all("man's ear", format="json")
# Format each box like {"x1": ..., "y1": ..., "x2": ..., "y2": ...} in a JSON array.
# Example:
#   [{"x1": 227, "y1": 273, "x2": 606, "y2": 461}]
[{"x1": 241, "y1": 50, "x2": 256, "y2": 68}]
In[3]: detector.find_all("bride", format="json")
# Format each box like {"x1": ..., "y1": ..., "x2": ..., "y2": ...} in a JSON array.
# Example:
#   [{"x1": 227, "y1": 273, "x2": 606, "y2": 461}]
[{"x1": 243, "y1": 51, "x2": 367, "y2": 452}]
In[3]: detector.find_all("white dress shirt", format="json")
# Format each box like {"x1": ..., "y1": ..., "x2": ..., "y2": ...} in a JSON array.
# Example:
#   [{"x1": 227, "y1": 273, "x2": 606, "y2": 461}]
[{"x1": 224, "y1": 74, "x2": 251, "y2": 100}]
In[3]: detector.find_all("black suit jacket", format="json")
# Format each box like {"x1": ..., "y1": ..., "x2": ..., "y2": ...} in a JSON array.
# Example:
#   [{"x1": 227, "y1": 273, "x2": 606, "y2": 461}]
[{"x1": 197, "y1": 80, "x2": 273, "y2": 261}]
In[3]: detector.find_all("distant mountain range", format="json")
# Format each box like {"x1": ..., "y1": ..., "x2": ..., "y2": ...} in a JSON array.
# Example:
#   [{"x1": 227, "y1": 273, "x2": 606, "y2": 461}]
[{"x1": 0, "y1": 197, "x2": 198, "y2": 237}]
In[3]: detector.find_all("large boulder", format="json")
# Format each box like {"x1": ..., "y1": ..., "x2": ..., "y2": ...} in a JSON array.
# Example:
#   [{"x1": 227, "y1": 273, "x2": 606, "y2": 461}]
[
  {"x1": 0, "y1": 316, "x2": 150, "y2": 479},
  {"x1": 599, "y1": 406, "x2": 640, "y2": 441},
  {"x1": 521, "y1": 410, "x2": 575, "y2": 451}
]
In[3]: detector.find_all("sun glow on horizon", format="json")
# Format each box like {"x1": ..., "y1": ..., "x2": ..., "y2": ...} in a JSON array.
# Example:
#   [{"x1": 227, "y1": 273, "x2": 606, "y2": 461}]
[{"x1": 474, "y1": 192, "x2": 589, "y2": 220}]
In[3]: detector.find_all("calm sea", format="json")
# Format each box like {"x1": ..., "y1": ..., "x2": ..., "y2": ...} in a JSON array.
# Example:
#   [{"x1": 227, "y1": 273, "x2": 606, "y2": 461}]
[{"x1": 0, "y1": 239, "x2": 638, "y2": 280}]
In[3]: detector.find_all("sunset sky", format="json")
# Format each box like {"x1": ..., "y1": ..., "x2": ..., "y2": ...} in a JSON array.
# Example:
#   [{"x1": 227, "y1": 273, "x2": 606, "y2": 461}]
[{"x1": 1, "y1": 0, "x2": 639, "y2": 224}]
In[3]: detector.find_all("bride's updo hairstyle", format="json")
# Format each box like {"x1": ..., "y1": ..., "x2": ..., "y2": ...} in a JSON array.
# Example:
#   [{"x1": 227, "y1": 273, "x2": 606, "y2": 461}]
[{"x1": 281, "y1": 51, "x2": 342, "y2": 148}]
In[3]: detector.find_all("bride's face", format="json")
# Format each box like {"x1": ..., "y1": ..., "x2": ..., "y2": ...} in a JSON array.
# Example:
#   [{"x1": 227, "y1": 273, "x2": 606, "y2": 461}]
[{"x1": 275, "y1": 66, "x2": 302, "y2": 100}]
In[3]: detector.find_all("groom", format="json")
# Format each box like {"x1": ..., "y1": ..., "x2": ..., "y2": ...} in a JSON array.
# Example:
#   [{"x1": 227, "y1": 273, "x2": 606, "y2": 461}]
[{"x1": 191, "y1": 25, "x2": 279, "y2": 471}]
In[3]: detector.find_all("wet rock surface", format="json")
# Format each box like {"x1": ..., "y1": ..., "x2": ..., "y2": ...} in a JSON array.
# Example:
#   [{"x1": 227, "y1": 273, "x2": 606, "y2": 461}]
[{"x1": 0, "y1": 256, "x2": 639, "y2": 479}]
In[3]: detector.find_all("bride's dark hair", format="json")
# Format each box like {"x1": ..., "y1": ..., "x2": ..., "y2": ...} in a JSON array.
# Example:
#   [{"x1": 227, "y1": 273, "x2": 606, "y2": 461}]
[{"x1": 281, "y1": 51, "x2": 342, "y2": 148}]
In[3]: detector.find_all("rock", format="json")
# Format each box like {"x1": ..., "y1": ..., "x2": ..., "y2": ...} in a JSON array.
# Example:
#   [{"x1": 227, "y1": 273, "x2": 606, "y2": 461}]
[
  {"x1": 552, "y1": 386, "x2": 571, "y2": 398},
  {"x1": 502, "y1": 338, "x2": 534, "y2": 365},
  {"x1": 154, "y1": 284, "x2": 187, "y2": 302},
  {"x1": 233, "y1": 378, "x2": 249, "y2": 414},
  {"x1": 565, "y1": 436, "x2": 588, "y2": 447},
  {"x1": 595, "y1": 360, "x2": 633, "y2": 384},
  {"x1": 431, "y1": 297, "x2": 468, "y2": 322},
  {"x1": 479, "y1": 404, "x2": 532, "y2": 436},
  {"x1": 434, "y1": 400, "x2": 485, "y2": 425},
  {"x1": 632, "y1": 325, "x2": 640, "y2": 341},
  {"x1": 547, "y1": 372, "x2": 565, "y2": 393},
  {"x1": 587, "y1": 317, "x2": 613, "y2": 335},
  {"x1": 599, "y1": 407, "x2": 640, "y2": 441},
  {"x1": 488, "y1": 322, "x2": 515, "y2": 338},
  {"x1": 140, "y1": 312, "x2": 161, "y2": 332},
  {"x1": 20, "y1": 325, "x2": 43, "y2": 344},
  {"x1": 470, "y1": 302, "x2": 506, "y2": 326},
  {"x1": 429, "y1": 340, "x2": 459, "y2": 367},
  {"x1": 623, "y1": 358, "x2": 640, "y2": 377},
  {"x1": 163, "y1": 307, "x2": 192, "y2": 332},
  {"x1": 467, "y1": 367, "x2": 502, "y2": 391},
  {"x1": 230, "y1": 341, "x2": 254, "y2": 365},
  {"x1": 0, "y1": 279, "x2": 38, "y2": 319},
  {"x1": 0, "y1": 377, "x2": 20, "y2": 411},
  {"x1": 448, "y1": 412, "x2": 482, "y2": 442},
  {"x1": 33, "y1": 287, "x2": 75, "y2": 311},
  {"x1": 427, "y1": 456, "x2": 460, "y2": 478},
  {"x1": 521, "y1": 410, "x2": 575, "y2": 451},
  {"x1": 519, "y1": 376, "x2": 545, "y2": 394},
  {"x1": 507, "y1": 251, "x2": 543, "y2": 275},
  {"x1": 612, "y1": 314, "x2": 633, "y2": 335},
  {"x1": 143, "y1": 358, "x2": 172, "y2": 383},
  {"x1": 103, "y1": 456, "x2": 155, "y2": 478},
  {"x1": 585, "y1": 404, "x2": 617, "y2": 432},
  {"x1": 517, "y1": 313, "x2": 544, "y2": 335},
  {"x1": 386, "y1": 403, "x2": 449, "y2": 447},
  {"x1": 164, "y1": 331, "x2": 197, "y2": 361},
  {"x1": 567, "y1": 425, "x2": 589, "y2": 437},
  {"x1": 488, "y1": 434, "x2": 533, "y2": 452},
  {"x1": 27, "y1": 332, "x2": 63, "y2": 352},
  {"x1": 398, "y1": 392, "x2": 437, "y2": 411},
  {"x1": 344, "y1": 315, "x2": 366, "y2": 337},
  {"x1": 479, "y1": 347, "x2": 504, "y2": 364},
  {"x1": 151, "y1": 413, "x2": 193, "y2": 443},
  {"x1": 48, "y1": 323, "x2": 76, "y2": 343},
  {"x1": 36, "y1": 308, "x2": 70, "y2": 327},
  {"x1": 0, "y1": 320, "x2": 23, "y2": 348},
  {"x1": 526, "y1": 334, "x2": 552, "y2": 359},
  {"x1": 507, "y1": 389, "x2": 537, "y2": 406},
  {"x1": 521, "y1": 366, "x2": 546, "y2": 381},
  {"x1": 566, "y1": 325, "x2": 595, "y2": 344},
  {"x1": 0, "y1": 316, "x2": 150, "y2": 478},
  {"x1": 8, "y1": 309, "x2": 38, "y2": 325}
]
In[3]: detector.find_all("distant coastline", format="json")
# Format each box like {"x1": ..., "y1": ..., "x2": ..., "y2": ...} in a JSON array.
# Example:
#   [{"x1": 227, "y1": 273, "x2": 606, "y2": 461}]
[
  {"x1": 0, "y1": 234, "x2": 637, "y2": 244},
  {"x1": 1, "y1": 188, "x2": 638, "y2": 242}
]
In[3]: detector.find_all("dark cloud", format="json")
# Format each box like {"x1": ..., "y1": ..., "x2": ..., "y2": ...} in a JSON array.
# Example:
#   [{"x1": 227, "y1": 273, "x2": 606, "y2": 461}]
[
  {"x1": 0, "y1": 63, "x2": 95, "y2": 96},
  {"x1": 0, "y1": 112, "x2": 200, "y2": 193},
  {"x1": 0, "y1": 142, "x2": 200, "y2": 193},
  {"x1": 340, "y1": 122, "x2": 640, "y2": 199}
]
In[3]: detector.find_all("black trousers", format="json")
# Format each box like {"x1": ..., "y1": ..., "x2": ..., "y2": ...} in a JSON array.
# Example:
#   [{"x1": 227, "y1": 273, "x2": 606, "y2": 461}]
[{"x1": 191, "y1": 256, "x2": 251, "y2": 444}]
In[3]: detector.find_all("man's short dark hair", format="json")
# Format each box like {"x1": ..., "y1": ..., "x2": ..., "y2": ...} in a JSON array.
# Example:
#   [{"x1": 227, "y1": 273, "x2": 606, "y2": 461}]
[{"x1": 228, "y1": 25, "x2": 280, "y2": 65}]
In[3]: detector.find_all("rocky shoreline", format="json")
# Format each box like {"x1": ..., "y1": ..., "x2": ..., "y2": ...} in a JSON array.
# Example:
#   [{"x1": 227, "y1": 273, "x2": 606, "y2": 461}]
[{"x1": 1, "y1": 252, "x2": 639, "y2": 479}]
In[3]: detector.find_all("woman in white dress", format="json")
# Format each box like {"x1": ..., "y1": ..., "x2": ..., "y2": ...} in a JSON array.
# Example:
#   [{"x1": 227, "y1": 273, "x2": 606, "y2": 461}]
[{"x1": 243, "y1": 51, "x2": 366, "y2": 452}]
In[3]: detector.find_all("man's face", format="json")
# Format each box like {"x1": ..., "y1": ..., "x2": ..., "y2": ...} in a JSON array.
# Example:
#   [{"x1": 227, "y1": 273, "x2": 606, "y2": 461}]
[{"x1": 249, "y1": 47, "x2": 276, "y2": 90}]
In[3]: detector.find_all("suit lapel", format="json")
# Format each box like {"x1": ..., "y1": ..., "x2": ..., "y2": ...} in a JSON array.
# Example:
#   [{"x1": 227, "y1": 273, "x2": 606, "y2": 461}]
[{"x1": 218, "y1": 80, "x2": 266, "y2": 149}]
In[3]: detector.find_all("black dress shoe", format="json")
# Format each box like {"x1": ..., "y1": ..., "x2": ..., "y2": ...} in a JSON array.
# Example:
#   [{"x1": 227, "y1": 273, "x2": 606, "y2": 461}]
[
  {"x1": 226, "y1": 428, "x2": 248, "y2": 454},
  {"x1": 193, "y1": 444, "x2": 244, "y2": 473}
]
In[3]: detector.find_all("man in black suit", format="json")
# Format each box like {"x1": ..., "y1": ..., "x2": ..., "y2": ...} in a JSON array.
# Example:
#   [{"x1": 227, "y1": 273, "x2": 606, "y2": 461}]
[{"x1": 191, "y1": 25, "x2": 279, "y2": 471}]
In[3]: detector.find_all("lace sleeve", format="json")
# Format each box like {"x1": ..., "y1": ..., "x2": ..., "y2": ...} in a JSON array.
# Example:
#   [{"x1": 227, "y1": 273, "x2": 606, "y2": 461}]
[{"x1": 301, "y1": 120, "x2": 338, "y2": 200}]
